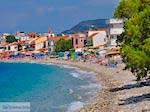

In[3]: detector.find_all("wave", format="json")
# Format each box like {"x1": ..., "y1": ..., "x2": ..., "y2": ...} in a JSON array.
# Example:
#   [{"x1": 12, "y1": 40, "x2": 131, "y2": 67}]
[
  {"x1": 44, "y1": 63, "x2": 55, "y2": 65},
  {"x1": 70, "y1": 72, "x2": 81, "y2": 78},
  {"x1": 80, "y1": 83, "x2": 102, "y2": 89},
  {"x1": 59, "y1": 64, "x2": 79, "y2": 69},
  {"x1": 69, "y1": 89, "x2": 74, "y2": 94},
  {"x1": 75, "y1": 69, "x2": 96, "y2": 75},
  {"x1": 70, "y1": 70, "x2": 97, "y2": 82},
  {"x1": 67, "y1": 101, "x2": 85, "y2": 112}
]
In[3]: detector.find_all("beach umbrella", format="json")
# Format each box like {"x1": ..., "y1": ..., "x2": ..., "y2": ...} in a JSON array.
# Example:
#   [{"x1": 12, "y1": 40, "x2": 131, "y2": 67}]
[
  {"x1": 33, "y1": 53, "x2": 44, "y2": 57},
  {"x1": 75, "y1": 48, "x2": 82, "y2": 53},
  {"x1": 25, "y1": 51, "x2": 34, "y2": 56},
  {"x1": 83, "y1": 52, "x2": 90, "y2": 55},
  {"x1": 88, "y1": 49, "x2": 95, "y2": 52},
  {"x1": 33, "y1": 51, "x2": 40, "y2": 54},
  {"x1": 58, "y1": 52, "x2": 64, "y2": 57}
]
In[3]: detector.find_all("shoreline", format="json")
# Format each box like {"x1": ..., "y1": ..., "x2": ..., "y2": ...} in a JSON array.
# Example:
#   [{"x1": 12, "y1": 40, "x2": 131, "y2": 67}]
[{"x1": 1, "y1": 59, "x2": 150, "y2": 112}]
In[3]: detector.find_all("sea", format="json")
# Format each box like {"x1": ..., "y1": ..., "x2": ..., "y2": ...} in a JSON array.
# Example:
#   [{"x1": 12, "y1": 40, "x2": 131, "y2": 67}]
[{"x1": 0, "y1": 62, "x2": 102, "y2": 112}]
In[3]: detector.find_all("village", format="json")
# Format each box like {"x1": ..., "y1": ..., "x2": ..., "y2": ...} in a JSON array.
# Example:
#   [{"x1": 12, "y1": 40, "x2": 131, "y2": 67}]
[{"x1": 0, "y1": 19, "x2": 124, "y2": 66}]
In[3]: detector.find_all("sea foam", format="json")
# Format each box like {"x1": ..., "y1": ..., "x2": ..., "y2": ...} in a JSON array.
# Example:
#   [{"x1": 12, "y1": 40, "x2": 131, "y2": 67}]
[
  {"x1": 80, "y1": 83, "x2": 102, "y2": 89},
  {"x1": 67, "y1": 101, "x2": 85, "y2": 112},
  {"x1": 70, "y1": 72, "x2": 81, "y2": 78}
]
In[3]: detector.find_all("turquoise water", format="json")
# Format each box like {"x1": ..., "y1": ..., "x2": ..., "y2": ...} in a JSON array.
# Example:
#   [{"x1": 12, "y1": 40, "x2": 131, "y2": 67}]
[{"x1": 0, "y1": 62, "x2": 102, "y2": 112}]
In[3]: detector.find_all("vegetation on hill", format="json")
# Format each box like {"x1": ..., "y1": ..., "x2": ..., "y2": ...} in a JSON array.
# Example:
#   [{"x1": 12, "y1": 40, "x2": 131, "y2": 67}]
[
  {"x1": 6, "y1": 35, "x2": 18, "y2": 43},
  {"x1": 55, "y1": 38, "x2": 73, "y2": 52},
  {"x1": 61, "y1": 19, "x2": 108, "y2": 35},
  {"x1": 115, "y1": 0, "x2": 150, "y2": 80}
]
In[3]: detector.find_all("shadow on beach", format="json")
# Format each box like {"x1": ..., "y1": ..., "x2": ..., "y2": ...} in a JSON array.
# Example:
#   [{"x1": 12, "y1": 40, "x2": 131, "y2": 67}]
[
  {"x1": 109, "y1": 82, "x2": 150, "y2": 92},
  {"x1": 118, "y1": 93, "x2": 150, "y2": 105},
  {"x1": 109, "y1": 80, "x2": 150, "y2": 106}
]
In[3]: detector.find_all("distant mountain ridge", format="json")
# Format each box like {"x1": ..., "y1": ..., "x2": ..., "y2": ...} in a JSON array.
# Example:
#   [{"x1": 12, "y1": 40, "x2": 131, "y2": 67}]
[{"x1": 61, "y1": 19, "x2": 108, "y2": 35}]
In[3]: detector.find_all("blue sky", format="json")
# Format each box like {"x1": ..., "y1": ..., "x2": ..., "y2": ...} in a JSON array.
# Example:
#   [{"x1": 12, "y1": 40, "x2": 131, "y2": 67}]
[{"x1": 0, "y1": 0, "x2": 120, "y2": 33}]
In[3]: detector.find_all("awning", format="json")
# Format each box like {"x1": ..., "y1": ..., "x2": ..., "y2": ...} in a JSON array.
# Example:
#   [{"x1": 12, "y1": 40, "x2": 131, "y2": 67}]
[
  {"x1": 93, "y1": 44, "x2": 106, "y2": 49},
  {"x1": 75, "y1": 48, "x2": 82, "y2": 53},
  {"x1": 38, "y1": 48, "x2": 48, "y2": 53},
  {"x1": 106, "y1": 50, "x2": 120, "y2": 55},
  {"x1": 25, "y1": 51, "x2": 34, "y2": 55},
  {"x1": 88, "y1": 49, "x2": 95, "y2": 52}
]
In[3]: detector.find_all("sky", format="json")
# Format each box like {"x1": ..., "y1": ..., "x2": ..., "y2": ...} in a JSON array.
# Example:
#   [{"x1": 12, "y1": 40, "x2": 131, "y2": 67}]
[{"x1": 0, "y1": 0, "x2": 120, "y2": 34}]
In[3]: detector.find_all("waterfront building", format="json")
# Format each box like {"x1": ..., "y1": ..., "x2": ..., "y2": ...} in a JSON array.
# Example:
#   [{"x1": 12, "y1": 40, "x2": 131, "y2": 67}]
[
  {"x1": 106, "y1": 19, "x2": 124, "y2": 47},
  {"x1": 48, "y1": 36, "x2": 69, "y2": 53},
  {"x1": 86, "y1": 29, "x2": 108, "y2": 48},
  {"x1": 70, "y1": 33, "x2": 86, "y2": 50}
]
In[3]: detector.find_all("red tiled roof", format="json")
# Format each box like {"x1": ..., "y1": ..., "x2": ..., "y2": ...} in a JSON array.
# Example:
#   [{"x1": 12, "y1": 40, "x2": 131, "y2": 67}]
[
  {"x1": 49, "y1": 36, "x2": 69, "y2": 41},
  {"x1": 82, "y1": 28, "x2": 108, "y2": 34},
  {"x1": 61, "y1": 36, "x2": 69, "y2": 40},
  {"x1": 70, "y1": 34, "x2": 78, "y2": 38},
  {"x1": 49, "y1": 36, "x2": 59, "y2": 41},
  {"x1": 18, "y1": 41, "x2": 26, "y2": 45},
  {"x1": 3, "y1": 43, "x2": 10, "y2": 47},
  {"x1": 88, "y1": 33, "x2": 98, "y2": 39},
  {"x1": 97, "y1": 28, "x2": 108, "y2": 31}
]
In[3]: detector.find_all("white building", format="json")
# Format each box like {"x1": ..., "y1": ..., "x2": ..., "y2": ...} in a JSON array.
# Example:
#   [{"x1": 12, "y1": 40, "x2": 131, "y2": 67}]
[
  {"x1": 42, "y1": 30, "x2": 55, "y2": 37},
  {"x1": 34, "y1": 36, "x2": 48, "y2": 51},
  {"x1": 2, "y1": 33, "x2": 10, "y2": 39},
  {"x1": 93, "y1": 31, "x2": 107, "y2": 48},
  {"x1": 5, "y1": 43, "x2": 18, "y2": 52},
  {"x1": 15, "y1": 32, "x2": 30, "y2": 41},
  {"x1": 107, "y1": 19, "x2": 124, "y2": 47},
  {"x1": 87, "y1": 29, "x2": 108, "y2": 48}
]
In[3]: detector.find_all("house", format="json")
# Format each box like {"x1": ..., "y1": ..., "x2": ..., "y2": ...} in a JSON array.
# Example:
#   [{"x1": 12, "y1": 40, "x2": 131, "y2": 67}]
[
  {"x1": 5, "y1": 42, "x2": 18, "y2": 52},
  {"x1": 39, "y1": 30, "x2": 55, "y2": 38},
  {"x1": 48, "y1": 30, "x2": 55, "y2": 37},
  {"x1": 106, "y1": 19, "x2": 124, "y2": 47},
  {"x1": 27, "y1": 38, "x2": 38, "y2": 51},
  {"x1": 27, "y1": 32, "x2": 37, "y2": 38},
  {"x1": 17, "y1": 41, "x2": 29, "y2": 51},
  {"x1": 0, "y1": 43, "x2": 5, "y2": 53},
  {"x1": 48, "y1": 36, "x2": 69, "y2": 53},
  {"x1": 34, "y1": 36, "x2": 48, "y2": 51},
  {"x1": 48, "y1": 36, "x2": 59, "y2": 53},
  {"x1": 0, "y1": 35, "x2": 6, "y2": 45},
  {"x1": 70, "y1": 33, "x2": 86, "y2": 50},
  {"x1": 15, "y1": 32, "x2": 30, "y2": 41},
  {"x1": 2, "y1": 33, "x2": 10, "y2": 39},
  {"x1": 86, "y1": 29, "x2": 108, "y2": 48}
]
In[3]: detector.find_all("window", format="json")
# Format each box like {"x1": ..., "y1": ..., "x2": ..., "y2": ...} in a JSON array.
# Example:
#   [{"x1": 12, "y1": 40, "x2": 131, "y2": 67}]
[
  {"x1": 43, "y1": 42, "x2": 46, "y2": 48},
  {"x1": 51, "y1": 42, "x2": 54, "y2": 46},
  {"x1": 71, "y1": 38, "x2": 74, "y2": 45},
  {"x1": 76, "y1": 39, "x2": 78, "y2": 45},
  {"x1": 104, "y1": 38, "x2": 106, "y2": 42},
  {"x1": 8, "y1": 46, "x2": 10, "y2": 50},
  {"x1": 84, "y1": 40, "x2": 87, "y2": 45}
]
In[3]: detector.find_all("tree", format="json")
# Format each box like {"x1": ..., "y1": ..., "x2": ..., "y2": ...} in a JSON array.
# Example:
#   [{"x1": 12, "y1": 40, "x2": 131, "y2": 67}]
[
  {"x1": 114, "y1": 0, "x2": 142, "y2": 19},
  {"x1": 55, "y1": 38, "x2": 73, "y2": 52},
  {"x1": 6, "y1": 35, "x2": 18, "y2": 43},
  {"x1": 114, "y1": 0, "x2": 150, "y2": 80}
]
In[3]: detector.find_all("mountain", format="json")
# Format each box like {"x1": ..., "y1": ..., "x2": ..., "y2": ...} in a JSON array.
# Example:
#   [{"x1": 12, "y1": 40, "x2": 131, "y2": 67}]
[{"x1": 61, "y1": 19, "x2": 108, "y2": 35}]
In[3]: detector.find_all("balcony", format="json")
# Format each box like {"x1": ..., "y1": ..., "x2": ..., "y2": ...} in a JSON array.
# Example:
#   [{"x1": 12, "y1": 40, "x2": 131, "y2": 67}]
[
  {"x1": 107, "y1": 19, "x2": 123, "y2": 24},
  {"x1": 110, "y1": 28, "x2": 124, "y2": 35}
]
